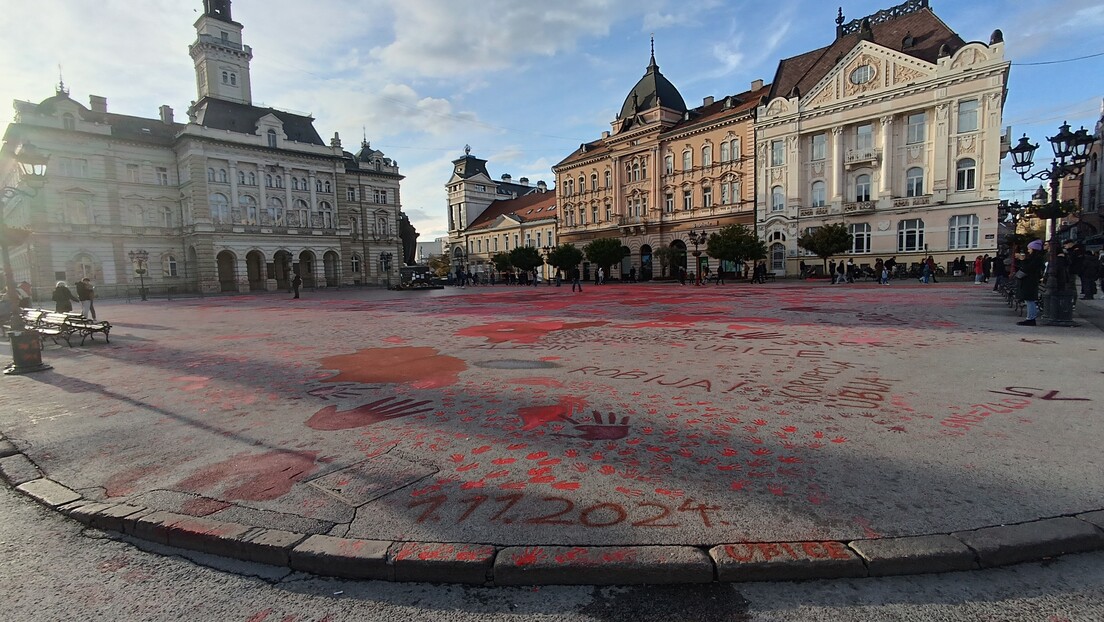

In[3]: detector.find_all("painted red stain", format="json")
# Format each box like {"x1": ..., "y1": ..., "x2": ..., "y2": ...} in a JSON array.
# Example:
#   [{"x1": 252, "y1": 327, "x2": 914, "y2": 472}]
[
  {"x1": 508, "y1": 377, "x2": 565, "y2": 388},
  {"x1": 517, "y1": 396, "x2": 588, "y2": 430},
  {"x1": 105, "y1": 465, "x2": 163, "y2": 498},
  {"x1": 317, "y1": 347, "x2": 466, "y2": 389},
  {"x1": 455, "y1": 320, "x2": 607, "y2": 344},
  {"x1": 180, "y1": 497, "x2": 232, "y2": 516},
  {"x1": 175, "y1": 450, "x2": 319, "y2": 502}
]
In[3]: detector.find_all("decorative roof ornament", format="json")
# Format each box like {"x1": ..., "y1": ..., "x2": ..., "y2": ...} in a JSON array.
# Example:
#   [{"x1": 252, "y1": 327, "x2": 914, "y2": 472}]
[
  {"x1": 838, "y1": 0, "x2": 929, "y2": 38},
  {"x1": 56, "y1": 64, "x2": 69, "y2": 97},
  {"x1": 464, "y1": 144, "x2": 472, "y2": 156},
  {"x1": 836, "y1": 7, "x2": 845, "y2": 27}
]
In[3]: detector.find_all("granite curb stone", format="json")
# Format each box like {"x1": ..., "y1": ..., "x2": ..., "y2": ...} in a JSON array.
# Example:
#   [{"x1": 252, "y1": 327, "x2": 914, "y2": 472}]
[
  {"x1": 128, "y1": 510, "x2": 191, "y2": 545},
  {"x1": 0, "y1": 454, "x2": 42, "y2": 486},
  {"x1": 849, "y1": 534, "x2": 979, "y2": 576},
  {"x1": 164, "y1": 516, "x2": 254, "y2": 557},
  {"x1": 290, "y1": 535, "x2": 393, "y2": 580},
  {"x1": 88, "y1": 504, "x2": 150, "y2": 532},
  {"x1": 0, "y1": 439, "x2": 18, "y2": 458},
  {"x1": 952, "y1": 517, "x2": 1104, "y2": 568},
  {"x1": 238, "y1": 529, "x2": 309, "y2": 567},
  {"x1": 63, "y1": 501, "x2": 119, "y2": 525},
  {"x1": 389, "y1": 542, "x2": 497, "y2": 585},
  {"x1": 1077, "y1": 511, "x2": 1104, "y2": 531},
  {"x1": 16, "y1": 478, "x2": 82, "y2": 508},
  {"x1": 494, "y1": 545, "x2": 713, "y2": 585},
  {"x1": 710, "y1": 541, "x2": 866, "y2": 581}
]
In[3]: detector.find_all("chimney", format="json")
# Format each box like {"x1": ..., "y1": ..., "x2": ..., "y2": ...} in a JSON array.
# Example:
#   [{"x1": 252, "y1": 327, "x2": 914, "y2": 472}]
[
  {"x1": 703, "y1": 96, "x2": 715, "y2": 106},
  {"x1": 519, "y1": 177, "x2": 529, "y2": 186},
  {"x1": 89, "y1": 95, "x2": 107, "y2": 113},
  {"x1": 602, "y1": 131, "x2": 610, "y2": 139},
  {"x1": 159, "y1": 105, "x2": 174, "y2": 124},
  {"x1": 502, "y1": 173, "x2": 512, "y2": 181},
  {"x1": 751, "y1": 79, "x2": 764, "y2": 91},
  {"x1": 537, "y1": 181, "x2": 547, "y2": 192}
]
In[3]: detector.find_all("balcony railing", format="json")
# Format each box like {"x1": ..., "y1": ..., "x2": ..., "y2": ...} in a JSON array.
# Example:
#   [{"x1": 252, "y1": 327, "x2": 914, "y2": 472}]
[
  {"x1": 618, "y1": 214, "x2": 648, "y2": 226},
  {"x1": 842, "y1": 201, "x2": 876, "y2": 213},
  {"x1": 892, "y1": 195, "x2": 933, "y2": 208},
  {"x1": 845, "y1": 148, "x2": 881, "y2": 167},
  {"x1": 797, "y1": 206, "x2": 831, "y2": 218}
]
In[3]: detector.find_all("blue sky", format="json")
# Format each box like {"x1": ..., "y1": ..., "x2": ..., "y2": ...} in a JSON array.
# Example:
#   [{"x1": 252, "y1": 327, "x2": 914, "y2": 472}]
[{"x1": 2, "y1": 0, "x2": 1102, "y2": 241}]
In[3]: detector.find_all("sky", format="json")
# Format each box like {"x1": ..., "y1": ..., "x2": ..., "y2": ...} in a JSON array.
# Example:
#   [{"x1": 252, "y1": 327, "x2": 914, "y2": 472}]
[{"x1": 1, "y1": 0, "x2": 1102, "y2": 242}]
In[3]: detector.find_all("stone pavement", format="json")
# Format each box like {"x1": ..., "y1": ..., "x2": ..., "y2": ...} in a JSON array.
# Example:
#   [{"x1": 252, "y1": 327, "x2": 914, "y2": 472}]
[{"x1": 2, "y1": 280, "x2": 1103, "y2": 585}]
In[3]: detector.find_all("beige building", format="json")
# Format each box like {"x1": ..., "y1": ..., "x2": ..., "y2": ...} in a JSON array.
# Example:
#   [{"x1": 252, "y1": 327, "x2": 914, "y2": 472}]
[
  {"x1": 754, "y1": 0, "x2": 1010, "y2": 275},
  {"x1": 445, "y1": 147, "x2": 552, "y2": 278},
  {"x1": 0, "y1": 0, "x2": 402, "y2": 299},
  {"x1": 554, "y1": 45, "x2": 767, "y2": 280}
]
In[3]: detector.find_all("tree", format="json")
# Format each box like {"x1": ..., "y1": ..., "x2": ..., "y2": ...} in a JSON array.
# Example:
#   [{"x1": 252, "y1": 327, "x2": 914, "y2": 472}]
[
  {"x1": 652, "y1": 246, "x2": 683, "y2": 279},
  {"x1": 706, "y1": 224, "x2": 767, "y2": 272},
  {"x1": 398, "y1": 212, "x2": 419, "y2": 266},
  {"x1": 583, "y1": 237, "x2": 624, "y2": 278},
  {"x1": 508, "y1": 246, "x2": 543, "y2": 274},
  {"x1": 797, "y1": 223, "x2": 852, "y2": 271},
  {"x1": 491, "y1": 252, "x2": 512, "y2": 274},
  {"x1": 427, "y1": 254, "x2": 451, "y2": 277},
  {"x1": 547, "y1": 244, "x2": 584, "y2": 275}
]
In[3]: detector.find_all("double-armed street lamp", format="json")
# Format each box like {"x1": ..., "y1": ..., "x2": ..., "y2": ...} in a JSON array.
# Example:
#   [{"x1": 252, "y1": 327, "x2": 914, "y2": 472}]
[
  {"x1": 2, "y1": 142, "x2": 50, "y2": 375},
  {"x1": 1008, "y1": 121, "x2": 1097, "y2": 325},
  {"x1": 128, "y1": 249, "x2": 150, "y2": 301},
  {"x1": 687, "y1": 229, "x2": 709, "y2": 286}
]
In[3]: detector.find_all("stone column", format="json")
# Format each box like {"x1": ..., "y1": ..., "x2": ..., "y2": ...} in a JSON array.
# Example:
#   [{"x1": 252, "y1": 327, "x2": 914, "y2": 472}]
[
  {"x1": 831, "y1": 126, "x2": 844, "y2": 201},
  {"x1": 258, "y1": 163, "x2": 268, "y2": 224},
  {"x1": 236, "y1": 255, "x2": 251, "y2": 292},
  {"x1": 880, "y1": 116, "x2": 894, "y2": 195},
  {"x1": 229, "y1": 161, "x2": 240, "y2": 215},
  {"x1": 308, "y1": 172, "x2": 318, "y2": 229},
  {"x1": 283, "y1": 170, "x2": 293, "y2": 223}
]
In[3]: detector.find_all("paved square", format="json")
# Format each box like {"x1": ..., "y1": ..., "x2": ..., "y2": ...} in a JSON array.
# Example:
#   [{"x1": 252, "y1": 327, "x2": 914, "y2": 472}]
[{"x1": 2, "y1": 282, "x2": 1101, "y2": 549}]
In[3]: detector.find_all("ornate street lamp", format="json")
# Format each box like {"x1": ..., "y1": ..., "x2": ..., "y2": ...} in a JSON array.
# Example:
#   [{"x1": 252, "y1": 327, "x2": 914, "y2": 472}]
[
  {"x1": 379, "y1": 251, "x2": 393, "y2": 289},
  {"x1": 1008, "y1": 121, "x2": 1097, "y2": 325},
  {"x1": 2, "y1": 142, "x2": 50, "y2": 375},
  {"x1": 542, "y1": 245, "x2": 554, "y2": 286},
  {"x1": 687, "y1": 229, "x2": 709, "y2": 286},
  {"x1": 128, "y1": 249, "x2": 150, "y2": 301}
]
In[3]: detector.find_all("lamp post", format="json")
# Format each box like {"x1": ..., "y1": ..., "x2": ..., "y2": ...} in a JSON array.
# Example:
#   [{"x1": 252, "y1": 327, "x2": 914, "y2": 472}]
[
  {"x1": 128, "y1": 249, "x2": 149, "y2": 301},
  {"x1": 1008, "y1": 122, "x2": 1097, "y2": 325},
  {"x1": 542, "y1": 245, "x2": 554, "y2": 286},
  {"x1": 687, "y1": 229, "x2": 709, "y2": 286},
  {"x1": 379, "y1": 251, "x2": 393, "y2": 289},
  {"x1": 2, "y1": 142, "x2": 50, "y2": 375}
]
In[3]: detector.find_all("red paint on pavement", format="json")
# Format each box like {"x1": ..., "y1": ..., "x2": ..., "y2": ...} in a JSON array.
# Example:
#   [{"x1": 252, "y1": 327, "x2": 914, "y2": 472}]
[
  {"x1": 317, "y1": 347, "x2": 466, "y2": 389},
  {"x1": 456, "y1": 320, "x2": 607, "y2": 344},
  {"x1": 175, "y1": 450, "x2": 319, "y2": 501}
]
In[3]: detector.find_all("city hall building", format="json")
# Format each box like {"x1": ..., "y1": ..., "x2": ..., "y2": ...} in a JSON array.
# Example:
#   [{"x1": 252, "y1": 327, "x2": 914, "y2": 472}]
[{"x1": 0, "y1": 0, "x2": 403, "y2": 299}]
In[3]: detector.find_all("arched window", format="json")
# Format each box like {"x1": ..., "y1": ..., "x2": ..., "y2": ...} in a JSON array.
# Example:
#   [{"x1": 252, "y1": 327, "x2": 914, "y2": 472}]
[
  {"x1": 632, "y1": 161, "x2": 640, "y2": 181},
  {"x1": 248, "y1": 172, "x2": 256, "y2": 186},
  {"x1": 324, "y1": 180, "x2": 331, "y2": 193},
  {"x1": 62, "y1": 113, "x2": 76, "y2": 131},
  {"x1": 207, "y1": 168, "x2": 216, "y2": 182},
  {"x1": 218, "y1": 169, "x2": 228, "y2": 183},
  {"x1": 161, "y1": 206, "x2": 174, "y2": 228},
  {"x1": 319, "y1": 201, "x2": 333, "y2": 228},
  {"x1": 591, "y1": 174, "x2": 598, "y2": 190},
  {"x1": 604, "y1": 170, "x2": 612, "y2": 188},
  {"x1": 240, "y1": 195, "x2": 258, "y2": 224},
  {"x1": 294, "y1": 199, "x2": 309, "y2": 227},
  {"x1": 292, "y1": 177, "x2": 300, "y2": 190},
  {"x1": 682, "y1": 150, "x2": 692, "y2": 171},
  {"x1": 855, "y1": 174, "x2": 872, "y2": 202},
  {"x1": 771, "y1": 186, "x2": 785, "y2": 212},
  {"x1": 351, "y1": 254, "x2": 361, "y2": 273},
  {"x1": 275, "y1": 175, "x2": 284, "y2": 189},
  {"x1": 720, "y1": 142, "x2": 730, "y2": 162},
  {"x1": 664, "y1": 154, "x2": 674, "y2": 175},
  {"x1": 238, "y1": 170, "x2": 246, "y2": 185},
  {"x1": 316, "y1": 179, "x2": 323, "y2": 193},
  {"x1": 730, "y1": 139, "x2": 741, "y2": 160},
  {"x1": 301, "y1": 177, "x2": 308, "y2": 190},
  {"x1": 221, "y1": 71, "x2": 229, "y2": 84},
  {"x1": 267, "y1": 129, "x2": 277, "y2": 148},
  {"x1": 641, "y1": 159, "x2": 647, "y2": 179},
  {"x1": 164, "y1": 255, "x2": 178, "y2": 277},
  {"x1": 897, "y1": 218, "x2": 925, "y2": 252},
  {"x1": 578, "y1": 176, "x2": 585, "y2": 192},
  {"x1": 811, "y1": 181, "x2": 827, "y2": 207},
  {"x1": 229, "y1": 73, "x2": 237, "y2": 86},
  {"x1": 948, "y1": 214, "x2": 980, "y2": 250},
  {"x1": 771, "y1": 243, "x2": 786, "y2": 271},
  {"x1": 210, "y1": 193, "x2": 230, "y2": 224},
  {"x1": 906, "y1": 167, "x2": 925, "y2": 197},
  {"x1": 702, "y1": 145, "x2": 713, "y2": 167},
  {"x1": 956, "y1": 158, "x2": 976, "y2": 191},
  {"x1": 850, "y1": 223, "x2": 871, "y2": 253},
  {"x1": 268, "y1": 197, "x2": 284, "y2": 225}
]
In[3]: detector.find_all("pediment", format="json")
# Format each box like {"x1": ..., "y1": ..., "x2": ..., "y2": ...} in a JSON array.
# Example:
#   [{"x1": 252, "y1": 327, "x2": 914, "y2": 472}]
[
  {"x1": 61, "y1": 186, "x2": 94, "y2": 195},
  {"x1": 803, "y1": 41, "x2": 937, "y2": 110},
  {"x1": 490, "y1": 215, "x2": 521, "y2": 230},
  {"x1": 255, "y1": 113, "x2": 284, "y2": 133}
]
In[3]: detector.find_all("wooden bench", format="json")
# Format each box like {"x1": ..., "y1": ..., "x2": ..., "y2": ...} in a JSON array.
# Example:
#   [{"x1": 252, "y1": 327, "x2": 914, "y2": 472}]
[{"x1": 20, "y1": 309, "x2": 111, "y2": 347}]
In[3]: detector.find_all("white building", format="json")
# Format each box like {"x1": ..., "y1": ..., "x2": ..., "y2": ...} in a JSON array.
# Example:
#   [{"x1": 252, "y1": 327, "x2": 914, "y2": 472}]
[
  {"x1": 754, "y1": 0, "x2": 1010, "y2": 274},
  {"x1": 0, "y1": 0, "x2": 403, "y2": 298}
]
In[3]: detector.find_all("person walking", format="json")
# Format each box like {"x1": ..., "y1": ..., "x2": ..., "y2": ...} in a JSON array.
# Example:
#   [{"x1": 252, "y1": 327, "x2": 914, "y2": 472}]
[
  {"x1": 291, "y1": 272, "x2": 302, "y2": 299},
  {"x1": 885, "y1": 256, "x2": 897, "y2": 280},
  {"x1": 1080, "y1": 249, "x2": 1099, "y2": 300},
  {"x1": 926, "y1": 255, "x2": 939, "y2": 283},
  {"x1": 570, "y1": 267, "x2": 582, "y2": 292},
  {"x1": 982, "y1": 254, "x2": 992, "y2": 283},
  {"x1": 52, "y1": 281, "x2": 79, "y2": 313},
  {"x1": 974, "y1": 255, "x2": 984, "y2": 284},
  {"x1": 1017, "y1": 240, "x2": 1045, "y2": 326},
  {"x1": 75, "y1": 277, "x2": 95, "y2": 318}
]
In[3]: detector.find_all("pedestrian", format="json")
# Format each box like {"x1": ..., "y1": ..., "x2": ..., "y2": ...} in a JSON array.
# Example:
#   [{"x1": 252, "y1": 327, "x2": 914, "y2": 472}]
[
  {"x1": 835, "y1": 261, "x2": 846, "y2": 285},
  {"x1": 926, "y1": 255, "x2": 939, "y2": 283},
  {"x1": 677, "y1": 266, "x2": 686, "y2": 285},
  {"x1": 799, "y1": 260, "x2": 807, "y2": 279},
  {"x1": 291, "y1": 272, "x2": 302, "y2": 298},
  {"x1": 885, "y1": 256, "x2": 897, "y2": 280},
  {"x1": 982, "y1": 254, "x2": 992, "y2": 282},
  {"x1": 75, "y1": 277, "x2": 95, "y2": 318},
  {"x1": 846, "y1": 258, "x2": 856, "y2": 283},
  {"x1": 920, "y1": 258, "x2": 931, "y2": 284},
  {"x1": 974, "y1": 255, "x2": 984, "y2": 284},
  {"x1": 716, "y1": 266, "x2": 725, "y2": 285},
  {"x1": 598, "y1": 267, "x2": 604, "y2": 285},
  {"x1": 1016, "y1": 240, "x2": 1045, "y2": 326},
  {"x1": 629, "y1": 267, "x2": 636, "y2": 283},
  {"x1": 570, "y1": 267, "x2": 582, "y2": 292},
  {"x1": 1080, "y1": 249, "x2": 1098, "y2": 300},
  {"x1": 52, "y1": 281, "x2": 79, "y2": 313},
  {"x1": 829, "y1": 260, "x2": 837, "y2": 282}
]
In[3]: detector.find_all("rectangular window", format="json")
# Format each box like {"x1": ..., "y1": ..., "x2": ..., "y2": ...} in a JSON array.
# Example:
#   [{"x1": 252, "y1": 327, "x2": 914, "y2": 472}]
[
  {"x1": 907, "y1": 113, "x2": 926, "y2": 144},
  {"x1": 127, "y1": 164, "x2": 140, "y2": 183},
  {"x1": 850, "y1": 223, "x2": 871, "y2": 253},
  {"x1": 856, "y1": 124, "x2": 873, "y2": 150},
  {"x1": 605, "y1": 205, "x2": 612, "y2": 221},
  {"x1": 721, "y1": 184, "x2": 729, "y2": 205},
  {"x1": 347, "y1": 187, "x2": 357, "y2": 201},
  {"x1": 374, "y1": 189, "x2": 389, "y2": 204},
  {"x1": 948, "y1": 215, "x2": 980, "y2": 250},
  {"x1": 592, "y1": 205, "x2": 599, "y2": 223},
  {"x1": 702, "y1": 186, "x2": 713, "y2": 208},
  {"x1": 958, "y1": 99, "x2": 979, "y2": 133},
  {"x1": 897, "y1": 219, "x2": 926, "y2": 253},
  {"x1": 156, "y1": 167, "x2": 170, "y2": 185},
  {"x1": 683, "y1": 189, "x2": 693, "y2": 211},
  {"x1": 665, "y1": 193, "x2": 674, "y2": 213},
  {"x1": 770, "y1": 140, "x2": 784, "y2": 166},
  {"x1": 811, "y1": 134, "x2": 826, "y2": 161}
]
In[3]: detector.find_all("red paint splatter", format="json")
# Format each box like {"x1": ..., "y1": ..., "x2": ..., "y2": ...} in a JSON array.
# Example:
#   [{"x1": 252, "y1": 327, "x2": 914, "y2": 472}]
[
  {"x1": 456, "y1": 320, "x2": 608, "y2": 344},
  {"x1": 175, "y1": 451, "x2": 318, "y2": 502},
  {"x1": 317, "y1": 347, "x2": 466, "y2": 389},
  {"x1": 517, "y1": 396, "x2": 587, "y2": 431}
]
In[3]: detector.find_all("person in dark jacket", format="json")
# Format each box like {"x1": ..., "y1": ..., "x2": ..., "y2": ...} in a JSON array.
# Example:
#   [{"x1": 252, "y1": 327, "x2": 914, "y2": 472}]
[
  {"x1": 1017, "y1": 240, "x2": 1046, "y2": 326},
  {"x1": 52, "y1": 281, "x2": 79, "y2": 313},
  {"x1": 1080, "y1": 249, "x2": 1099, "y2": 299}
]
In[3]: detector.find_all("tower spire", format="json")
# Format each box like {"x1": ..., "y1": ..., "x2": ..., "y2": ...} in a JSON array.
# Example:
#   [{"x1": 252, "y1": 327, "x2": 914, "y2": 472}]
[
  {"x1": 649, "y1": 34, "x2": 657, "y2": 69},
  {"x1": 56, "y1": 64, "x2": 68, "y2": 97}
]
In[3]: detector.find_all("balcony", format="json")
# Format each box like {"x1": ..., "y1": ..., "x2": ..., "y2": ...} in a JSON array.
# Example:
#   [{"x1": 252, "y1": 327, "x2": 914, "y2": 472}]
[
  {"x1": 842, "y1": 201, "x2": 876, "y2": 213},
  {"x1": 892, "y1": 195, "x2": 934, "y2": 209},
  {"x1": 797, "y1": 206, "x2": 831, "y2": 218},
  {"x1": 845, "y1": 148, "x2": 882, "y2": 168},
  {"x1": 618, "y1": 214, "x2": 648, "y2": 227}
]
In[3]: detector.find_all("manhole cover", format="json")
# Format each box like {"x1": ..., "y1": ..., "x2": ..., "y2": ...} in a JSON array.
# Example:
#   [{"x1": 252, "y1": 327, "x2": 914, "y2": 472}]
[{"x1": 474, "y1": 359, "x2": 560, "y2": 370}]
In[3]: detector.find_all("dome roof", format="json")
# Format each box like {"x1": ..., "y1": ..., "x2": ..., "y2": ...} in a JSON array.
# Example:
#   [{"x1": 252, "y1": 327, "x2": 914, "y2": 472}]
[
  {"x1": 354, "y1": 140, "x2": 382, "y2": 163},
  {"x1": 618, "y1": 45, "x2": 686, "y2": 119}
]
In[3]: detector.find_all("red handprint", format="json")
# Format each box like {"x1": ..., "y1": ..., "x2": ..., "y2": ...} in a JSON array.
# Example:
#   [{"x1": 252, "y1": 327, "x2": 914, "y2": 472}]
[
  {"x1": 567, "y1": 411, "x2": 631, "y2": 441},
  {"x1": 306, "y1": 397, "x2": 434, "y2": 430}
]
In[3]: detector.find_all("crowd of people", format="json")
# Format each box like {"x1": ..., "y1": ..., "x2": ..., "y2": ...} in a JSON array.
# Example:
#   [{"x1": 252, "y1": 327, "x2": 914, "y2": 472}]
[{"x1": 993, "y1": 240, "x2": 1102, "y2": 326}]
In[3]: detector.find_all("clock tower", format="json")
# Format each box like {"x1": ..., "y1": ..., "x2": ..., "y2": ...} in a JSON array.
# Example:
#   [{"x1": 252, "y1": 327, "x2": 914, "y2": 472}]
[{"x1": 189, "y1": 0, "x2": 254, "y2": 105}]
